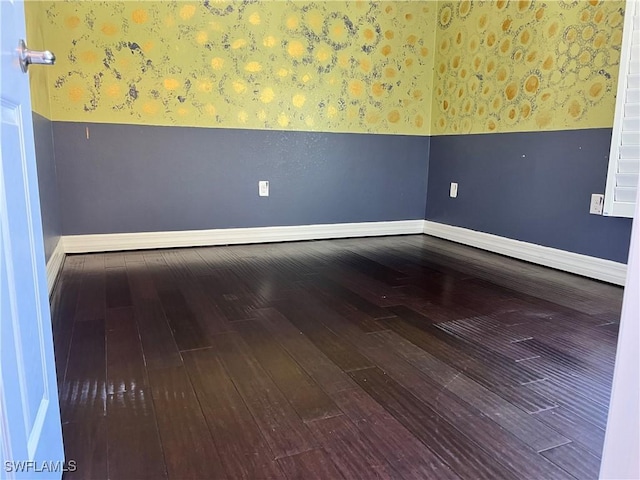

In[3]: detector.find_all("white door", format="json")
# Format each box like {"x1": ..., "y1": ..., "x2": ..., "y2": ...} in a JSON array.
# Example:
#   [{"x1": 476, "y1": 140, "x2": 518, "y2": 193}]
[{"x1": 1, "y1": 1, "x2": 64, "y2": 479}]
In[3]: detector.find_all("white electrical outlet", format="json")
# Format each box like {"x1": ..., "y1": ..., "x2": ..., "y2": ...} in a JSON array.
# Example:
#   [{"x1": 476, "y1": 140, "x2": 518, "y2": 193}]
[
  {"x1": 450, "y1": 182, "x2": 458, "y2": 198},
  {"x1": 590, "y1": 194, "x2": 604, "y2": 215},
  {"x1": 259, "y1": 180, "x2": 269, "y2": 197}
]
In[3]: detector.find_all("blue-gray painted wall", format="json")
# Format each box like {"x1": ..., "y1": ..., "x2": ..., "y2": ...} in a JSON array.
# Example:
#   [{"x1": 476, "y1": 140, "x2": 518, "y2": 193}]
[
  {"x1": 32, "y1": 113, "x2": 61, "y2": 263},
  {"x1": 40, "y1": 121, "x2": 632, "y2": 264},
  {"x1": 426, "y1": 129, "x2": 633, "y2": 264},
  {"x1": 52, "y1": 123, "x2": 430, "y2": 235}
]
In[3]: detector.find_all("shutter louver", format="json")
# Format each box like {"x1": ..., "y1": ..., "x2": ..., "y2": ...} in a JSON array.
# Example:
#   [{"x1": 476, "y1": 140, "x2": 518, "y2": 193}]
[{"x1": 605, "y1": 0, "x2": 640, "y2": 218}]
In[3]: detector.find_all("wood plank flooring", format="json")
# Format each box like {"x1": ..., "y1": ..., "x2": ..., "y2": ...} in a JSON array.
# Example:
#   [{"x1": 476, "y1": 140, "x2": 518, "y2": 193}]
[{"x1": 50, "y1": 235, "x2": 623, "y2": 480}]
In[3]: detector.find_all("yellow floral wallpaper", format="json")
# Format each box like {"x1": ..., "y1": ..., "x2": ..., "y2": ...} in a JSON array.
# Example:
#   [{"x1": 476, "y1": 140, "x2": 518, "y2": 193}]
[
  {"x1": 26, "y1": 0, "x2": 627, "y2": 136},
  {"x1": 431, "y1": 0, "x2": 625, "y2": 135},
  {"x1": 27, "y1": 0, "x2": 436, "y2": 135}
]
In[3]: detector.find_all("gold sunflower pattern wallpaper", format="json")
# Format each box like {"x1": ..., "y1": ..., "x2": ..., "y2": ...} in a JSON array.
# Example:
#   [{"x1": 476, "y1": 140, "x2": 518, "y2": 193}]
[
  {"x1": 26, "y1": 0, "x2": 626, "y2": 136},
  {"x1": 431, "y1": 0, "x2": 626, "y2": 134},
  {"x1": 27, "y1": 0, "x2": 436, "y2": 135}
]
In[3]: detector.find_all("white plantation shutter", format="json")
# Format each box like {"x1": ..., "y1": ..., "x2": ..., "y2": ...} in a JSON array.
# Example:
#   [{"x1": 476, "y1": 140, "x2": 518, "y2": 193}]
[{"x1": 605, "y1": 0, "x2": 640, "y2": 218}]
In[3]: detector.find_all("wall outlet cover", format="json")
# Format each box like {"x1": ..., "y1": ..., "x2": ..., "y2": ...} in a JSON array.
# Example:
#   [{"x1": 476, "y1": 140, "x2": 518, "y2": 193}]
[
  {"x1": 259, "y1": 180, "x2": 269, "y2": 197},
  {"x1": 450, "y1": 182, "x2": 458, "y2": 198},
  {"x1": 590, "y1": 193, "x2": 604, "y2": 215}
]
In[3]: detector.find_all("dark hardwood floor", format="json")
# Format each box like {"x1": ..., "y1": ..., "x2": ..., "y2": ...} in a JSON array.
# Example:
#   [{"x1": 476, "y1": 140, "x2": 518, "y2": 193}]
[{"x1": 49, "y1": 234, "x2": 623, "y2": 480}]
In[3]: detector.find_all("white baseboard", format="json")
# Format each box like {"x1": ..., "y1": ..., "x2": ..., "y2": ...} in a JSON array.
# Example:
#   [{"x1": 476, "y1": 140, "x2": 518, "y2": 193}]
[
  {"x1": 423, "y1": 221, "x2": 627, "y2": 286},
  {"x1": 60, "y1": 219, "x2": 626, "y2": 285},
  {"x1": 46, "y1": 238, "x2": 66, "y2": 296},
  {"x1": 62, "y1": 220, "x2": 425, "y2": 254}
]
